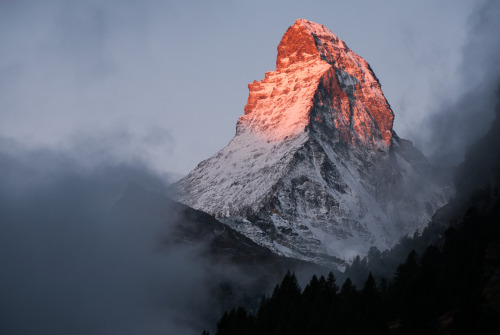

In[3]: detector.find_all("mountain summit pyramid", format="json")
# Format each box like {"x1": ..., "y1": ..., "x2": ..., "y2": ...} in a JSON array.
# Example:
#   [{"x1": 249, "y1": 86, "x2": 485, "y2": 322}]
[{"x1": 176, "y1": 19, "x2": 450, "y2": 266}]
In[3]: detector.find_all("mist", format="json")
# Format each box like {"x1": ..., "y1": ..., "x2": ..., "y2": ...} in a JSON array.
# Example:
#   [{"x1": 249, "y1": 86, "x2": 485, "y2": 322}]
[
  {"x1": 418, "y1": 0, "x2": 500, "y2": 166},
  {"x1": 0, "y1": 137, "x2": 250, "y2": 335}
]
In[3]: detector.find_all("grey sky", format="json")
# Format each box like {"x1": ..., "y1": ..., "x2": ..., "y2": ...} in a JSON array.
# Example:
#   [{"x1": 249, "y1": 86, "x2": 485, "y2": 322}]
[{"x1": 0, "y1": 0, "x2": 498, "y2": 175}]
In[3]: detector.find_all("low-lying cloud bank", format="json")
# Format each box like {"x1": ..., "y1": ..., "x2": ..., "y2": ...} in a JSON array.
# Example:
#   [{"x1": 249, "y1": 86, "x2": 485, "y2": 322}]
[{"x1": 0, "y1": 138, "x2": 238, "y2": 335}]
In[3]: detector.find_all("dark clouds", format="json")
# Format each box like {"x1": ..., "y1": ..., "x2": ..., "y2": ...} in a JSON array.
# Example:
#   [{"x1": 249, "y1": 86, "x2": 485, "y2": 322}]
[
  {"x1": 0, "y1": 139, "x2": 218, "y2": 335},
  {"x1": 418, "y1": 0, "x2": 500, "y2": 166},
  {"x1": 0, "y1": 140, "x2": 162, "y2": 334}
]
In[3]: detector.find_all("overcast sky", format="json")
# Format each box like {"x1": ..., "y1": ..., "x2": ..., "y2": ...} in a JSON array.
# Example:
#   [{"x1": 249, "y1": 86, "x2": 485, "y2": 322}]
[{"x1": 1, "y1": 0, "x2": 499, "y2": 175}]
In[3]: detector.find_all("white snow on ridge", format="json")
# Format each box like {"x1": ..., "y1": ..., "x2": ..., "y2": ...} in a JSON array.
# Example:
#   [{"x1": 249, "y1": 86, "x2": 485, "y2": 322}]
[{"x1": 179, "y1": 129, "x2": 309, "y2": 218}]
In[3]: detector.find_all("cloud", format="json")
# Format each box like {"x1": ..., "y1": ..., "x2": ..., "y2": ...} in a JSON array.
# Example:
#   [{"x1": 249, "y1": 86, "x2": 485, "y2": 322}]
[
  {"x1": 0, "y1": 138, "x2": 177, "y2": 334},
  {"x1": 0, "y1": 136, "x2": 233, "y2": 334},
  {"x1": 418, "y1": 0, "x2": 500, "y2": 166}
]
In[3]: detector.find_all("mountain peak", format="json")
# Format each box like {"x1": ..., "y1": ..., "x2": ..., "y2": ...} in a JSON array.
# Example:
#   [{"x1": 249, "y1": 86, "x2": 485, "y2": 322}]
[
  {"x1": 242, "y1": 19, "x2": 394, "y2": 147},
  {"x1": 276, "y1": 19, "x2": 344, "y2": 70},
  {"x1": 176, "y1": 20, "x2": 450, "y2": 266},
  {"x1": 275, "y1": 19, "x2": 324, "y2": 70}
]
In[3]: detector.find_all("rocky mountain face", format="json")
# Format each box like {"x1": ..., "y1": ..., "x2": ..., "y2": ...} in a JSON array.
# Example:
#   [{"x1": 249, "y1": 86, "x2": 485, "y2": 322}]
[{"x1": 176, "y1": 19, "x2": 451, "y2": 267}]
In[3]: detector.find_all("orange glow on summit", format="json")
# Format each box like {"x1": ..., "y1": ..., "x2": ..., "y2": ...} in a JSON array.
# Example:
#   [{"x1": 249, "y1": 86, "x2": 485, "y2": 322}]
[{"x1": 239, "y1": 19, "x2": 394, "y2": 148}]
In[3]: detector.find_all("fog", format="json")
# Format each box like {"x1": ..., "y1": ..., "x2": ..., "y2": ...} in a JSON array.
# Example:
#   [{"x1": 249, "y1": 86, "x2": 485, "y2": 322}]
[
  {"x1": 0, "y1": 138, "x2": 233, "y2": 334},
  {"x1": 419, "y1": 0, "x2": 500, "y2": 166}
]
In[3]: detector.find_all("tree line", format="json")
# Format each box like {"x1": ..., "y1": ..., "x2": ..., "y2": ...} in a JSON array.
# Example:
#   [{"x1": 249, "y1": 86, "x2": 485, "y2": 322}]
[{"x1": 206, "y1": 202, "x2": 500, "y2": 334}]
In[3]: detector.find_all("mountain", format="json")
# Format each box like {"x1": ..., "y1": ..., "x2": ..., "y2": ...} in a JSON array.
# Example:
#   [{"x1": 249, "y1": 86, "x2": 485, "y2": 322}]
[{"x1": 176, "y1": 19, "x2": 451, "y2": 266}]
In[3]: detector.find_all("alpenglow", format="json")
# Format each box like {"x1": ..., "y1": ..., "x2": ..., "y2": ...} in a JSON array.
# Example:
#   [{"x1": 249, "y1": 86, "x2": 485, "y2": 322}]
[{"x1": 176, "y1": 19, "x2": 450, "y2": 267}]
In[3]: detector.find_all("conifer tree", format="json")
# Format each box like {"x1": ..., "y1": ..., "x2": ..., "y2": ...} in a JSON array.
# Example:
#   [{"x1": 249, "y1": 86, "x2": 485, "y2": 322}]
[
  {"x1": 327, "y1": 271, "x2": 339, "y2": 295},
  {"x1": 362, "y1": 272, "x2": 377, "y2": 300}
]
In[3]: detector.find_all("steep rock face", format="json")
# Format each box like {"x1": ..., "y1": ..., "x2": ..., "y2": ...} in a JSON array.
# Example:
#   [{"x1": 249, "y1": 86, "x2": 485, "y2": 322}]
[
  {"x1": 242, "y1": 19, "x2": 393, "y2": 147},
  {"x1": 176, "y1": 19, "x2": 451, "y2": 266}
]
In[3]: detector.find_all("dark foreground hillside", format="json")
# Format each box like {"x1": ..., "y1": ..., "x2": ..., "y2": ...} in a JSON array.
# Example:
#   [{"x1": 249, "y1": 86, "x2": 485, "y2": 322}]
[{"x1": 213, "y1": 201, "x2": 500, "y2": 334}]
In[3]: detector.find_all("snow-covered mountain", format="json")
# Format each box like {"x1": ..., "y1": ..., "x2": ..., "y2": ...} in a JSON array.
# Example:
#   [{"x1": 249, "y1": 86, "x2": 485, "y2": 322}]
[{"x1": 176, "y1": 19, "x2": 451, "y2": 266}]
